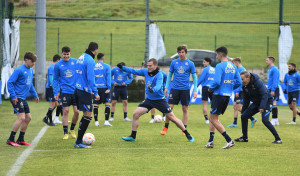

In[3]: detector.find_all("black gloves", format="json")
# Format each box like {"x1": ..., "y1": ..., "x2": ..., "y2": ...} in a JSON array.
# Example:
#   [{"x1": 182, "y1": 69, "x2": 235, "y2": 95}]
[
  {"x1": 117, "y1": 63, "x2": 123, "y2": 70},
  {"x1": 148, "y1": 86, "x2": 154, "y2": 93}
]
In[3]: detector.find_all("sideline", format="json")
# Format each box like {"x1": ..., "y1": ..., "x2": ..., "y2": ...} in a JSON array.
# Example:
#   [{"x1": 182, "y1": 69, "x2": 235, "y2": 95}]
[{"x1": 6, "y1": 126, "x2": 49, "y2": 176}]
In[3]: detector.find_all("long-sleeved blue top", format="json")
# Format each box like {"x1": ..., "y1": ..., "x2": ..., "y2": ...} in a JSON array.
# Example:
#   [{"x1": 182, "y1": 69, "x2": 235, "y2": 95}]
[
  {"x1": 233, "y1": 66, "x2": 246, "y2": 93},
  {"x1": 122, "y1": 66, "x2": 164, "y2": 100},
  {"x1": 283, "y1": 71, "x2": 300, "y2": 93},
  {"x1": 53, "y1": 58, "x2": 77, "y2": 96},
  {"x1": 75, "y1": 53, "x2": 98, "y2": 95},
  {"x1": 111, "y1": 67, "x2": 133, "y2": 86},
  {"x1": 209, "y1": 61, "x2": 242, "y2": 97},
  {"x1": 94, "y1": 62, "x2": 111, "y2": 90},
  {"x1": 46, "y1": 64, "x2": 54, "y2": 88},
  {"x1": 197, "y1": 66, "x2": 215, "y2": 87},
  {"x1": 161, "y1": 70, "x2": 167, "y2": 90},
  {"x1": 7, "y1": 64, "x2": 38, "y2": 100},
  {"x1": 267, "y1": 65, "x2": 280, "y2": 92}
]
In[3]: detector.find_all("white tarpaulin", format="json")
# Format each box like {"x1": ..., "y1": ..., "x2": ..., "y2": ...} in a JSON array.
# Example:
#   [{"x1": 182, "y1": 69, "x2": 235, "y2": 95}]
[
  {"x1": 278, "y1": 25, "x2": 293, "y2": 82},
  {"x1": 1, "y1": 19, "x2": 20, "y2": 98},
  {"x1": 149, "y1": 23, "x2": 166, "y2": 60}
]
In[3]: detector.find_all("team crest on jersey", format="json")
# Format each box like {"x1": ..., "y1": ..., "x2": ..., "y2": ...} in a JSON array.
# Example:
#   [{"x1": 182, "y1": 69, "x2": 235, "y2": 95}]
[
  {"x1": 65, "y1": 69, "x2": 74, "y2": 77},
  {"x1": 61, "y1": 64, "x2": 64, "y2": 67},
  {"x1": 225, "y1": 63, "x2": 235, "y2": 73},
  {"x1": 177, "y1": 66, "x2": 185, "y2": 73},
  {"x1": 288, "y1": 79, "x2": 294, "y2": 85},
  {"x1": 117, "y1": 75, "x2": 123, "y2": 81},
  {"x1": 71, "y1": 62, "x2": 74, "y2": 65},
  {"x1": 176, "y1": 62, "x2": 178, "y2": 64},
  {"x1": 24, "y1": 71, "x2": 27, "y2": 74},
  {"x1": 185, "y1": 62, "x2": 188, "y2": 65}
]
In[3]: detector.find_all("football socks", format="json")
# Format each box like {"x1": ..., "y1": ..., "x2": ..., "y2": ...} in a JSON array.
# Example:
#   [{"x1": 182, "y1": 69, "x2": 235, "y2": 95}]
[
  {"x1": 70, "y1": 123, "x2": 76, "y2": 130},
  {"x1": 63, "y1": 126, "x2": 68, "y2": 135},
  {"x1": 17, "y1": 131, "x2": 25, "y2": 141},
  {"x1": 8, "y1": 131, "x2": 17, "y2": 142},
  {"x1": 105, "y1": 105, "x2": 110, "y2": 121},
  {"x1": 221, "y1": 131, "x2": 232, "y2": 143},
  {"x1": 272, "y1": 106, "x2": 278, "y2": 119},
  {"x1": 77, "y1": 116, "x2": 92, "y2": 144},
  {"x1": 209, "y1": 132, "x2": 215, "y2": 142},
  {"x1": 93, "y1": 106, "x2": 98, "y2": 122}
]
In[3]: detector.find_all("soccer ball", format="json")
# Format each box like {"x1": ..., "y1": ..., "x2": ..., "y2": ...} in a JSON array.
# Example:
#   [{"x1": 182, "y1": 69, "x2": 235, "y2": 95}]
[
  {"x1": 83, "y1": 133, "x2": 95, "y2": 145},
  {"x1": 154, "y1": 115, "x2": 162, "y2": 123}
]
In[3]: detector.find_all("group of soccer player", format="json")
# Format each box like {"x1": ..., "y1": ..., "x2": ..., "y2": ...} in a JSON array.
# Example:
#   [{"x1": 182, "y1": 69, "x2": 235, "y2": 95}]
[{"x1": 6, "y1": 43, "x2": 300, "y2": 149}]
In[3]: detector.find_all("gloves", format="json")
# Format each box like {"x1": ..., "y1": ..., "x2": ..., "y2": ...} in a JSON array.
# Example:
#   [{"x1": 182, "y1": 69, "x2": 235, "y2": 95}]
[
  {"x1": 117, "y1": 63, "x2": 123, "y2": 70},
  {"x1": 284, "y1": 89, "x2": 287, "y2": 94},
  {"x1": 148, "y1": 86, "x2": 154, "y2": 93}
]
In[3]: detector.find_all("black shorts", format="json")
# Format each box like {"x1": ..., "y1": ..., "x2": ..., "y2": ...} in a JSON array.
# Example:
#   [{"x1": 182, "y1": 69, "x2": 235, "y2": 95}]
[
  {"x1": 210, "y1": 95, "x2": 230, "y2": 115},
  {"x1": 269, "y1": 88, "x2": 280, "y2": 102},
  {"x1": 234, "y1": 92, "x2": 244, "y2": 104},
  {"x1": 138, "y1": 98, "x2": 172, "y2": 114},
  {"x1": 60, "y1": 93, "x2": 77, "y2": 107},
  {"x1": 168, "y1": 89, "x2": 190, "y2": 106},
  {"x1": 10, "y1": 98, "x2": 30, "y2": 114},
  {"x1": 75, "y1": 89, "x2": 93, "y2": 112},
  {"x1": 46, "y1": 87, "x2": 55, "y2": 102},
  {"x1": 202, "y1": 86, "x2": 212, "y2": 101},
  {"x1": 288, "y1": 90, "x2": 300, "y2": 104},
  {"x1": 112, "y1": 86, "x2": 128, "y2": 100},
  {"x1": 94, "y1": 88, "x2": 111, "y2": 104}
]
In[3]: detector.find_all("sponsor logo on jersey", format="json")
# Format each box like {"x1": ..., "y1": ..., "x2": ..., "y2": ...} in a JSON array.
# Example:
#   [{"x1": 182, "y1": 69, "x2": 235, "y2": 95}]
[
  {"x1": 225, "y1": 63, "x2": 235, "y2": 73},
  {"x1": 65, "y1": 69, "x2": 74, "y2": 77},
  {"x1": 118, "y1": 75, "x2": 123, "y2": 81}
]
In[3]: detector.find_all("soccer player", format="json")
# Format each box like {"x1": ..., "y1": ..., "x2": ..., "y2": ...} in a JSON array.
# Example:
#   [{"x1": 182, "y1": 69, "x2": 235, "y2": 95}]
[
  {"x1": 197, "y1": 57, "x2": 215, "y2": 124},
  {"x1": 53, "y1": 46, "x2": 79, "y2": 140},
  {"x1": 266, "y1": 56, "x2": 280, "y2": 126},
  {"x1": 205, "y1": 46, "x2": 241, "y2": 149},
  {"x1": 93, "y1": 53, "x2": 112, "y2": 127},
  {"x1": 6, "y1": 52, "x2": 39, "y2": 146},
  {"x1": 74, "y1": 42, "x2": 100, "y2": 148},
  {"x1": 235, "y1": 71, "x2": 282, "y2": 144},
  {"x1": 227, "y1": 57, "x2": 257, "y2": 128},
  {"x1": 283, "y1": 63, "x2": 300, "y2": 124},
  {"x1": 119, "y1": 58, "x2": 195, "y2": 142},
  {"x1": 161, "y1": 45, "x2": 197, "y2": 136},
  {"x1": 42, "y1": 54, "x2": 61, "y2": 126},
  {"x1": 110, "y1": 62, "x2": 133, "y2": 122}
]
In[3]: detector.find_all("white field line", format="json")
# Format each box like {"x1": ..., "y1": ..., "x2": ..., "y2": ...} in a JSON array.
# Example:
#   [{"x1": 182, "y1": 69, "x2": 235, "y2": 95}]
[{"x1": 6, "y1": 126, "x2": 49, "y2": 176}]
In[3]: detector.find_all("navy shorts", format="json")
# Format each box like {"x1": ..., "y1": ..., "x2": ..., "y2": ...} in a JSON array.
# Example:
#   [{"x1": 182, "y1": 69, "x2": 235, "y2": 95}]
[
  {"x1": 288, "y1": 90, "x2": 300, "y2": 104},
  {"x1": 94, "y1": 88, "x2": 111, "y2": 104},
  {"x1": 112, "y1": 86, "x2": 128, "y2": 100},
  {"x1": 168, "y1": 89, "x2": 190, "y2": 106},
  {"x1": 269, "y1": 88, "x2": 279, "y2": 102},
  {"x1": 10, "y1": 98, "x2": 30, "y2": 114},
  {"x1": 138, "y1": 98, "x2": 172, "y2": 114},
  {"x1": 210, "y1": 95, "x2": 230, "y2": 115},
  {"x1": 202, "y1": 86, "x2": 212, "y2": 101},
  {"x1": 46, "y1": 87, "x2": 55, "y2": 102},
  {"x1": 75, "y1": 89, "x2": 93, "y2": 112},
  {"x1": 60, "y1": 93, "x2": 77, "y2": 107},
  {"x1": 234, "y1": 92, "x2": 244, "y2": 104}
]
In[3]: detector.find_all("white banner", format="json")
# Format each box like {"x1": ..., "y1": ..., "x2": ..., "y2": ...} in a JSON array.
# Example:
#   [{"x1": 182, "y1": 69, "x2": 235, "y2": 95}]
[{"x1": 149, "y1": 24, "x2": 166, "y2": 60}]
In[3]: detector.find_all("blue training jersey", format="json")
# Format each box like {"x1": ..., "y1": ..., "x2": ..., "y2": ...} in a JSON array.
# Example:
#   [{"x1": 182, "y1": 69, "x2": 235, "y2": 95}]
[
  {"x1": 197, "y1": 66, "x2": 215, "y2": 87},
  {"x1": 284, "y1": 72, "x2": 300, "y2": 93},
  {"x1": 46, "y1": 64, "x2": 54, "y2": 88},
  {"x1": 75, "y1": 53, "x2": 98, "y2": 95},
  {"x1": 95, "y1": 62, "x2": 111, "y2": 90},
  {"x1": 169, "y1": 58, "x2": 196, "y2": 90},
  {"x1": 122, "y1": 66, "x2": 165, "y2": 100},
  {"x1": 267, "y1": 65, "x2": 280, "y2": 92},
  {"x1": 53, "y1": 58, "x2": 77, "y2": 96},
  {"x1": 233, "y1": 66, "x2": 246, "y2": 93},
  {"x1": 161, "y1": 70, "x2": 167, "y2": 90},
  {"x1": 7, "y1": 64, "x2": 38, "y2": 100},
  {"x1": 209, "y1": 61, "x2": 242, "y2": 97},
  {"x1": 111, "y1": 67, "x2": 133, "y2": 86}
]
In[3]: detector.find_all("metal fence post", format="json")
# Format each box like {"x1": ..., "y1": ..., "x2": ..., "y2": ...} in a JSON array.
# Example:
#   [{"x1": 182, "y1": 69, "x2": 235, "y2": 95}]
[
  {"x1": 214, "y1": 35, "x2": 217, "y2": 50},
  {"x1": 267, "y1": 36, "x2": 269, "y2": 56},
  {"x1": 110, "y1": 32, "x2": 112, "y2": 65},
  {"x1": 144, "y1": 0, "x2": 149, "y2": 64},
  {"x1": 57, "y1": 27, "x2": 59, "y2": 54}
]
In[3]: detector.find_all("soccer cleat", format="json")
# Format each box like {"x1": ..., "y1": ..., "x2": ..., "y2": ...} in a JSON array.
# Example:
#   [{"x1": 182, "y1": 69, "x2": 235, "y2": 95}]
[
  {"x1": 251, "y1": 118, "x2": 257, "y2": 128},
  {"x1": 234, "y1": 136, "x2": 248, "y2": 142},
  {"x1": 222, "y1": 140, "x2": 235, "y2": 149},
  {"x1": 205, "y1": 120, "x2": 209, "y2": 124},
  {"x1": 109, "y1": 118, "x2": 114, "y2": 122},
  {"x1": 42, "y1": 116, "x2": 48, "y2": 125},
  {"x1": 121, "y1": 136, "x2": 136, "y2": 142},
  {"x1": 182, "y1": 131, "x2": 186, "y2": 136},
  {"x1": 54, "y1": 117, "x2": 62, "y2": 124},
  {"x1": 149, "y1": 119, "x2": 155, "y2": 123},
  {"x1": 160, "y1": 127, "x2": 168, "y2": 135},
  {"x1": 186, "y1": 135, "x2": 195, "y2": 142},
  {"x1": 104, "y1": 121, "x2": 113, "y2": 126},
  {"x1": 95, "y1": 121, "x2": 100, "y2": 127},
  {"x1": 16, "y1": 141, "x2": 31, "y2": 146},
  {"x1": 123, "y1": 117, "x2": 132, "y2": 122},
  {"x1": 274, "y1": 119, "x2": 280, "y2": 126},
  {"x1": 7, "y1": 140, "x2": 21, "y2": 147},
  {"x1": 227, "y1": 123, "x2": 238, "y2": 128},
  {"x1": 272, "y1": 139, "x2": 282, "y2": 144},
  {"x1": 74, "y1": 142, "x2": 91, "y2": 148},
  {"x1": 270, "y1": 119, "x2": 276, "y2": 126},
  {"x1": 63, "y1": 134, "x2": 69, "y2": 140},
  {"x1": 286, "y1": 121, "x2": 296, "y2": 125},
  {"x1": 205, "y1": 142, "x2": 214, "y2": 148},
  {"x1": 69, "y1": 130, "x2": 76, "y2": 139},
  {"x1": 48, "y1": 122, "x2": 57, "y2": 126}
]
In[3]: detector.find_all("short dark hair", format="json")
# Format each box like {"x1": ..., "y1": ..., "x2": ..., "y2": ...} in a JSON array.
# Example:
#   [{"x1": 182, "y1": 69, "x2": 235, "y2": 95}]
[
  {"x1": 53, "y1": 54, "x2": 61, "y2": 62},
  {"x1": 267, "y1": 56, "x2": 275, "y2": 63},
  {"x1": 240, "y1": 70, "x2": 250, "y2": 78},
  {"x1": 118, "y1": 62, "x2": 125, "y2": 66},
  {"x1": 204, "y1": 57, "x2": 212, "y2": 65},
  {"x1": 216, "y1": 46, "x2": 228, "y2": 57},
  {"x1": 97, "y1": 53, "x2": 104, "y2": 60},
  {"x1": 148, "y1": 58, "x2": 158, "y2": 65},
  {"x1": 24, "y1": 52, "x2": 37, "y2": 62},
  {"x1": 62, "y1": 46, "x2": 71, "y2": 53},
  {"x1": 233, "y1": 57, "x2": 241, "y2": 63},
  {"x1": 88, "y1": 42, "x2": 98, "y2": 51},
  {"x1": 177, "y1": 45, "x2": 188, "y2": 53},
  {"x1": 289, "y1": 63, "x2": 296, "y2": 68}
]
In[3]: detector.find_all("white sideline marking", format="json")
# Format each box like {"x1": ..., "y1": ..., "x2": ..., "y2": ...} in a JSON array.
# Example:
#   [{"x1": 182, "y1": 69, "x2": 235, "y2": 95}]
[{"x1": 6, "y1": 126, "x2": 49, "y2": 176}]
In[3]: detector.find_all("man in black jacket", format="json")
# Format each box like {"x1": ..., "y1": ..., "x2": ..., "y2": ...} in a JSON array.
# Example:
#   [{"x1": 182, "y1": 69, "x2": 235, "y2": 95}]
[{"x1": 235, "y1": 71, "x2": 282, "y2": 144}]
